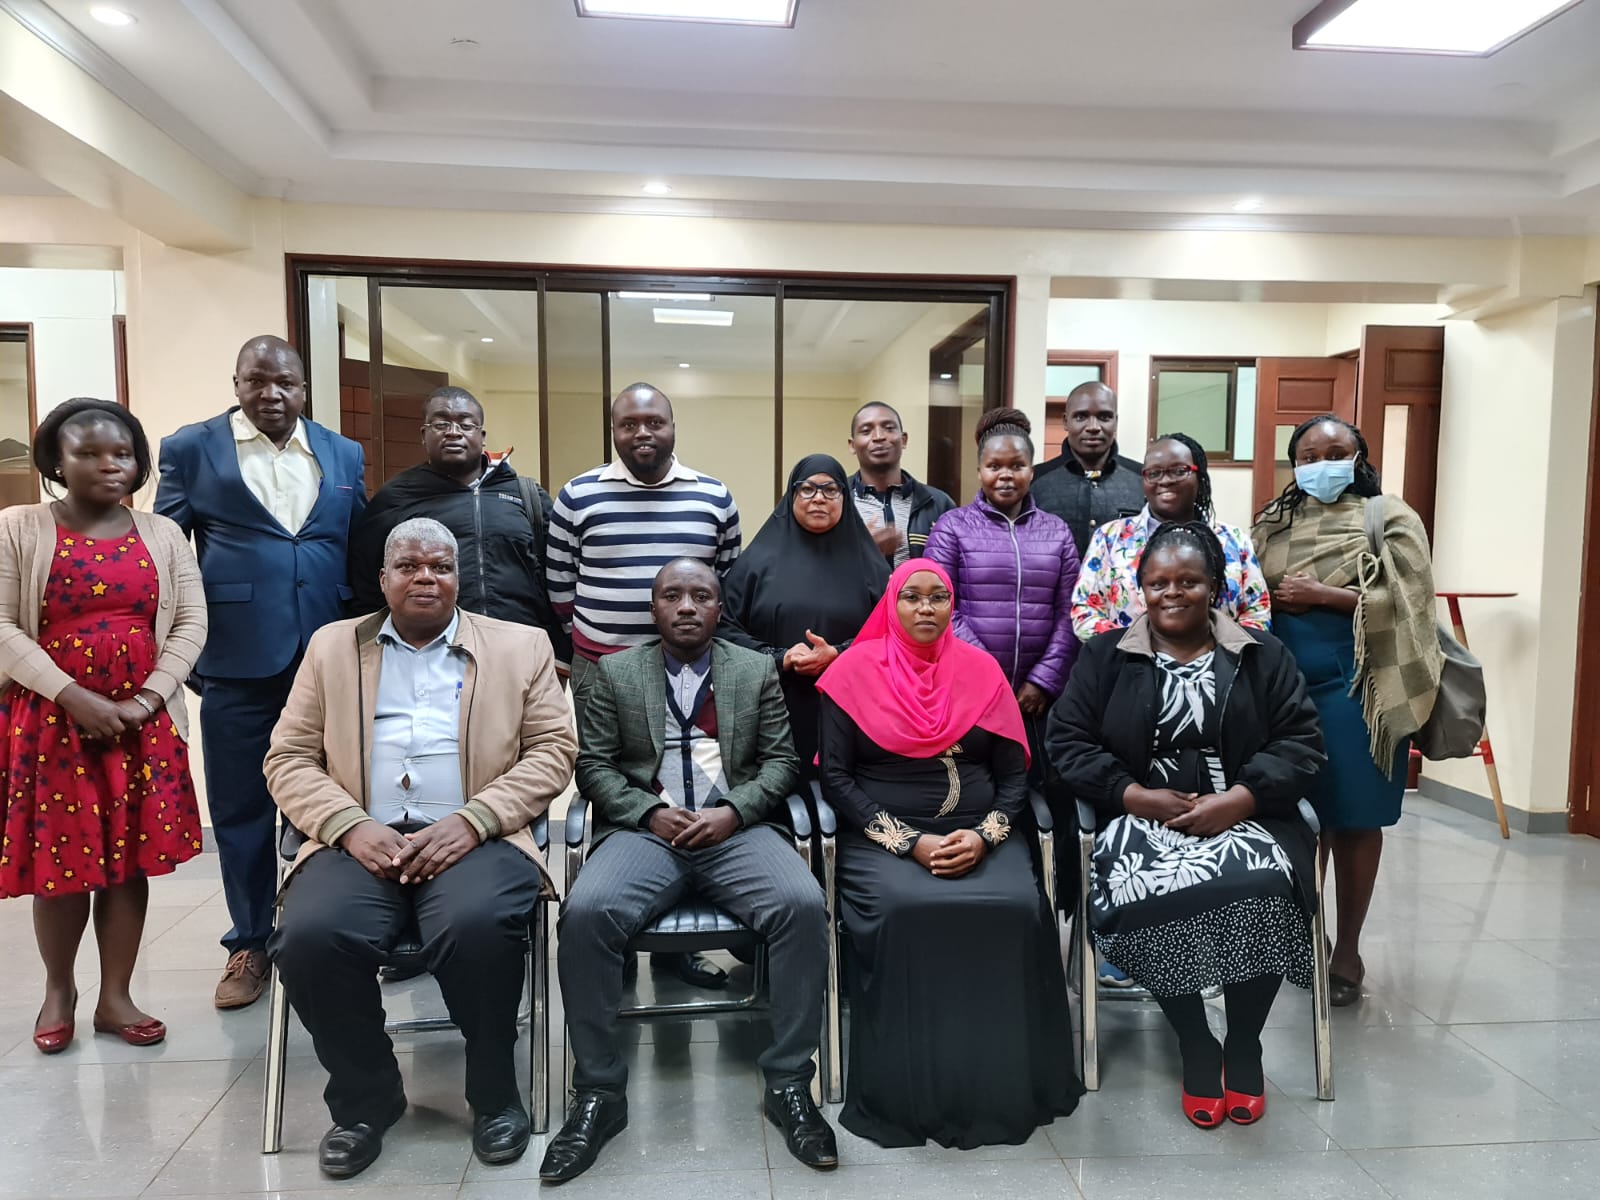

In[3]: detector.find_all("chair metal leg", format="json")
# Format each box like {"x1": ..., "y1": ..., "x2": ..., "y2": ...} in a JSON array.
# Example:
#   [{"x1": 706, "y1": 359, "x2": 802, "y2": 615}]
[
  {"x1": 1077, "y1": 832, "x2": 1099, "y2": 1092},
  {"x1": 1038, "y1": 829, "x2": 1057, "y2": 926},
  {"x1": 532, "y1": 902, "x2": 550, "y2": 1133},
  {"x1": 261, "y1": 955, "x2": 290, "y2": 1153},
  {"x1": 820, "y1": 832, "x2": 843, "y2": 1105},
  {"x1": 1311, "y1": 853, "x2": 1335, "y2": 1101}
]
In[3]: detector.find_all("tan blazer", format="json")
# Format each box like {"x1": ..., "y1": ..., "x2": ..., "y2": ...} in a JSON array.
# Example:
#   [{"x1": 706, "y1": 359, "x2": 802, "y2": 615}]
[
  {"x1": 264, "y1": 607, "x2": 577, "y2": 891},
  {"x1": 0, "y1": 503, "x2": 207, "y2": 742}
]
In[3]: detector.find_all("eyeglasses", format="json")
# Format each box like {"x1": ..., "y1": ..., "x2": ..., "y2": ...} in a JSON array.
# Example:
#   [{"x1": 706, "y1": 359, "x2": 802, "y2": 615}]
[
  {"x1": 1141, "y1": 465, "x2": 1199, "y2": 484},
  {"x1": 794, "y1": 482, "x2": 843, "y2": 501},
  {"x1": 423, "y1": 419, "x2": 481, "y2": 434},
  {"x1": 896, "y1": 590, "x2": 953, "y2": 610}
]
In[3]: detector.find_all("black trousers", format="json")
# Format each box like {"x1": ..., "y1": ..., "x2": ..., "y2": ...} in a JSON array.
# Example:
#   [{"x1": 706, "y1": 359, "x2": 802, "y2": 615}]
[
  {"x1": 558, "y1": 824, "x2": 828, "y2": 1093},
  {"x1": 268, "y1": 840, "x2": 542, "y2": 1127}
]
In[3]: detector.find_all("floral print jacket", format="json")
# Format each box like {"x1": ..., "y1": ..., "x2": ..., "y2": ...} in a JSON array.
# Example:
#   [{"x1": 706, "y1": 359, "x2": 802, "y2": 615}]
[{"x1": 1070, "y1": 509, "x2": 1272, "y2": 642}]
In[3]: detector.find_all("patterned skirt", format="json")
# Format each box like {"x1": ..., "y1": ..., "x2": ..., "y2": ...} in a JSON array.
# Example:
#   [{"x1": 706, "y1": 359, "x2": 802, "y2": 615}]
[{"x1": 1090, "y1": 815, "x2": 1313, "y2": 996}]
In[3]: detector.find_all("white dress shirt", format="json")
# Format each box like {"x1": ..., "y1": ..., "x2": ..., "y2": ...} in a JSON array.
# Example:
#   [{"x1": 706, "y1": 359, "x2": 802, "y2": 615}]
[
  {"x1": 231, "y1": 409, "x2": 322, "y2": 533},
  {"x1": 368, "y1": 611, "x2": 468, "y2": 828}
]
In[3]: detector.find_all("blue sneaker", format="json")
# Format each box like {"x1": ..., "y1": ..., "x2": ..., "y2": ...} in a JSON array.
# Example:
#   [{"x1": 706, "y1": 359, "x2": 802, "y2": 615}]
[{"x1": 1098, "y1": 962, "x2": 1137, "y2": 989}]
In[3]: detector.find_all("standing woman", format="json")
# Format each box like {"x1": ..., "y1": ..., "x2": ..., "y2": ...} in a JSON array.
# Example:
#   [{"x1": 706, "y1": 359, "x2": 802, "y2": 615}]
[
  {"x1": 816, "y1": 559, "x2": 1081, "y2": 1149},
  {"x1": 1252, "y1": 415, "x2": 1441, "y2": 1006},
  {"x1": 923, "y1": 408, "x2": 1080, "y2": 770},
  {"x1": 0, "y1": 399, "x2": 207, "y2": 1052},
  {"x1": 1072, "y1": 434, "x2": 1270, "y2": 641},
  {"x1": 719, "y1": 454, "x2": 890, "y2": 771}
]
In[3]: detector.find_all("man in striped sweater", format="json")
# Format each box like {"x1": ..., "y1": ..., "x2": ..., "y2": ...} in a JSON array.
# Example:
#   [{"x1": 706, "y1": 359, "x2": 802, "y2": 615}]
[{"x1": 547, "y1": 382, "x2": 743, "y2": 991}]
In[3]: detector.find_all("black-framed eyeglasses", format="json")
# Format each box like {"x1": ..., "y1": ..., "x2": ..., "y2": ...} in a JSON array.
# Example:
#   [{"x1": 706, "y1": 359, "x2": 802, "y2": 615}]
[
  {"x1": 794, "y1": 482, "x2": 843, "y2": 501},
  {"x1": 424, "y1": 419, "x2": 481, "y2": 434},
  {"x1": 896, "y1": 590, "x2": 952, "y2": 610},
  {"x1": 1141, "y1": 464, "x2": 1199, "y2": 484}
]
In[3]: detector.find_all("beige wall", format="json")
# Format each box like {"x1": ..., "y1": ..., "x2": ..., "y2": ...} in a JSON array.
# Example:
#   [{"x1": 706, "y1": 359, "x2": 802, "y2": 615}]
[{"x1": 3, "y1": 193, "x2": 1598, "y2": 821}]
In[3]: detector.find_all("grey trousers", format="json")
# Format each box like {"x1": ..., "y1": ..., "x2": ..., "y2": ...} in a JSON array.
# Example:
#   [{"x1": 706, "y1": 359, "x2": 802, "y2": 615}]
[
  {"x1": 569, "y1": 655, "x2": 598, "y2": 740},
  {"x1": 559, "y1": 824, "x2": 828, "y2": 1093}
]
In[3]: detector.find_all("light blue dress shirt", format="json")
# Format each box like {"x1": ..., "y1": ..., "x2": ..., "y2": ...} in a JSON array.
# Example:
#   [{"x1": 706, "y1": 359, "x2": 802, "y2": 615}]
[{"x1": 368, "y1": 611, "x2": 468, "y2": 828}]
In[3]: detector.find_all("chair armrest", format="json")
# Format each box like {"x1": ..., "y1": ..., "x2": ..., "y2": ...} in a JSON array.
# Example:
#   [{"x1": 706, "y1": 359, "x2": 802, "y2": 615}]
[
  {"x1": 564, "y1": 794, "x2": 592, "y2": 847},
  {"x1": 1297, "y1": 797, "x2": 1321, "y2": 837},
  {"x1": 1075, "y1": 799, "x2": 1098, "y2": 836},
  {"x1": 1027, "y1": 788, "x2": 1053, "y2": 833},
  {"x1": 531, "y1": 812, "x2": 548, "y2": 853},
  {"x1": 808, "y1": 779, "x2": 838, "y2": 836},
  {"x1": 278, "y1": 823, "x2": 306, "y2": 862},
  {"x1": 784, "y1": 792, "x2": 814, "y2": 840}
]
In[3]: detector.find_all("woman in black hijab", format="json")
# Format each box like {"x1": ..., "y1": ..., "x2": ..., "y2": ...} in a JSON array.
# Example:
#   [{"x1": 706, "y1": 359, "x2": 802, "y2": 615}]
[{"x1": 720, "y1": 453, "x2": 892, "y2": 773}]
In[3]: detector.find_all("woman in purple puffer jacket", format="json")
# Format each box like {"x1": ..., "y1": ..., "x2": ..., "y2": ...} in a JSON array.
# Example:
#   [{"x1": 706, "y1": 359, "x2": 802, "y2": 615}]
[{"x1": 924, "y1": 409, "x2": 1082, "y2": 775}]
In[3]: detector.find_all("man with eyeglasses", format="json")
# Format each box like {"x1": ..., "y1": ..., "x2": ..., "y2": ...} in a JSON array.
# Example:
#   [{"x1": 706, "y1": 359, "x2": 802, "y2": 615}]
[
  {"x1": 156, "y1": 334, "x2": 368, "y2": 1011},
  {"x1": 348, "y1": 386, "x2": 569, "y2": 667},
  {"x1": 1031, "y1": 381, "x2": 1145, "y2": 556}
]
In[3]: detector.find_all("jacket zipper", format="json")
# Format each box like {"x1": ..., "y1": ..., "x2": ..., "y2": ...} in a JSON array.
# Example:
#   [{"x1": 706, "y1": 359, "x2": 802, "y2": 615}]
[
  {"x1": 1007, "y1": 513, "x2": 1024, "y2": 685},
  {"x1": 470, "y1": 486, "x2": 487, "y2": 602}
]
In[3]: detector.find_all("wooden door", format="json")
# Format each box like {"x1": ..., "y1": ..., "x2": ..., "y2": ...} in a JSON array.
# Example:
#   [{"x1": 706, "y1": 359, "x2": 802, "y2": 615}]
[
  {"x1": 1252, "y1": 357, "x2": 1357, "y2": 515},
  {"x1": 338, "y1": 358, "x2": 449, "y2": 492},
  {"x1": 1357, "y1": 325, "x2": 1445, "y2": 540}
]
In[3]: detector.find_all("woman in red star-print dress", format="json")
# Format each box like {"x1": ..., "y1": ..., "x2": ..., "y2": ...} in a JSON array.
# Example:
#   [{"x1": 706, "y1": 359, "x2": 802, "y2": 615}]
[{"x1": 0, "y1": 399, "x2": 207, "y2": 1055}]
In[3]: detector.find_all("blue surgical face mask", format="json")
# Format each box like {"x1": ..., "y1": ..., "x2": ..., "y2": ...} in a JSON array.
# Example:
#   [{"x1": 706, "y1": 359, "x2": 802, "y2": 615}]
[{"x1": 1294, "y1": 459, "x2": 1357, "y2": 504}]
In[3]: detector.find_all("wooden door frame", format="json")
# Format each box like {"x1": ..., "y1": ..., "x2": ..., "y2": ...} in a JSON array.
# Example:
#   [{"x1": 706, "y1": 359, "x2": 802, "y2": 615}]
[
  {"x1": 1567, "y1": 289, "x2": 1600, "y2": 835},
  {"x1": 0, "y1": 323, "x2": 39, "y2": 505}
]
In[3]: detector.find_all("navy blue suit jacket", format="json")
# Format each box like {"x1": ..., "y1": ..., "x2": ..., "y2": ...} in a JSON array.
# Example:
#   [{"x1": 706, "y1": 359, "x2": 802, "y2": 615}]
[{"x1": 155, "y1": 409, "x2": 367, "y2": 681}]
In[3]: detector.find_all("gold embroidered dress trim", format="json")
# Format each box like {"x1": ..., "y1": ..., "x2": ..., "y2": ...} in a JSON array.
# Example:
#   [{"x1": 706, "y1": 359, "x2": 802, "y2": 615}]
[
  {"x1": 935, "y1": 742, "x2": 964, "y2": 818},
  {"x1": 865, "y1": 812, "x2": 918, "y2": 855},
  {"x1": 978, "y1": 811, "x2": 1011, "y2": 847}
]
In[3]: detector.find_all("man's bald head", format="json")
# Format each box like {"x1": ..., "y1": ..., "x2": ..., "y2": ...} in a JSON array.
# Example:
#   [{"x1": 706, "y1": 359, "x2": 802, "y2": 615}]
[
  {"x1": 235, "y1": 334, "x2": 303, "y2": 377},
  {"x1": 234, "y1": 334, "x2": 308, "y2": 447}
]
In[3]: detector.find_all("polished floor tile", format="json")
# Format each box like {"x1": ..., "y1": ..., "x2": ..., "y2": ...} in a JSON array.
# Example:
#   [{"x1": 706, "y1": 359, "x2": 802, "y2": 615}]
[
  {"x1": 1069, "y1": 1149, "x2": 1389, "y2": 1199},
  {"x1": 1354, "y1": 1140, "x2": 1600, "y2": 1200}
]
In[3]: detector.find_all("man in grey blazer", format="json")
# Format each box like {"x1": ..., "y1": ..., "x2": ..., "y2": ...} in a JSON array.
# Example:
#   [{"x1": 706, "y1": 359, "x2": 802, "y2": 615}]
[{"x1": 541, "y1": 559, "x2": 835, "y2": 1183}]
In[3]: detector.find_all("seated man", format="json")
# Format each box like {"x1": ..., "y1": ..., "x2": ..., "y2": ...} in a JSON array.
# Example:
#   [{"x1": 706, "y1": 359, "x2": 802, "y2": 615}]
[
  {"x1": 542, "y1": 558, "x2": 836, "y2": 1183},
  {"x1": 265, "y1": 517, "x2": 576, "y2": 1180}
]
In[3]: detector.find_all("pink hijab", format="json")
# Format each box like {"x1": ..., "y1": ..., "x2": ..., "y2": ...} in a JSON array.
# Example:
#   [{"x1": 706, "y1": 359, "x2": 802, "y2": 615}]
[{"x1": 816, "y1": 558, "x2": 1030, "y2": 763}]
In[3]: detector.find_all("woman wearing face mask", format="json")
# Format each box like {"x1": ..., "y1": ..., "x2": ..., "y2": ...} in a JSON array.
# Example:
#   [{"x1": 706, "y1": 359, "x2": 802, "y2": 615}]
[
  {"x1": 0, "y1": 399, "x2": 207, "y2": 1054},
  {"x1": 1072, "y1": 433, "x2": 1270, "y2": 642},
  {"x1": 1048, "y1": 522, "x2": 1324, "y2": 1128},
  {"x1": 1252, "y1": 415, "x2": 1441, "y2": 1008},
  {"x1": 923, "y1": 409, "x2": 1081, "y2": 771},
  {"x1": 719, "y1": 453, "x2": 890, "y2": 773}
]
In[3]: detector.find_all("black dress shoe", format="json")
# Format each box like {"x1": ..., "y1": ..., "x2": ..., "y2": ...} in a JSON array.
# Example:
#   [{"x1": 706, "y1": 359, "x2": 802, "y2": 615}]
[
  {"x1": 763, "y1": 1084, "x2": 838, "y2": 1170},
  {"x1": 652, "y1": 951, "x2": 728, "y2": 990},
  {"x1": 318, "y1": 1096, "x2": 406, "y2": 1180},
  {"x1": 472, "y1": 1101, "x2": 531, "y2": 1165},
  {"x1": 538, "y1": 1091, "x2": 628, "y2": 1183}
]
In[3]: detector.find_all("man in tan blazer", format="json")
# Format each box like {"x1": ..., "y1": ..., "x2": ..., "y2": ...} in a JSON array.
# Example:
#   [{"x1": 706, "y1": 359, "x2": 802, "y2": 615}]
[{"x1": 264, "y1": 517, "x2": 575, "y2": 1180}]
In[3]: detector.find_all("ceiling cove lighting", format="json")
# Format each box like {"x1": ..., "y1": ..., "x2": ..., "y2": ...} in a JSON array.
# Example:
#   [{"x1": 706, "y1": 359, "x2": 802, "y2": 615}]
[
  {"x1": 653, "y1": 308, "x2": 734, "y2": 327},
  {"x1": 89, "y1": 5, "x2": 136, "y2": 25},
  {"x1": 1233, "y1": 196, "x2": 1264, "y2": 212},
  {"x1": 616, "y1": 291, "x2": 713, "y2": 301},
  {"x1": 640, "y1": 181, "x2": 673, "y2": 195},
  {"x1": 576, "y1": 0, "x2": 798, "y2": 27},
  {"x1": 1293, "y1": 0, "x2": 1582, "y2": 56}
]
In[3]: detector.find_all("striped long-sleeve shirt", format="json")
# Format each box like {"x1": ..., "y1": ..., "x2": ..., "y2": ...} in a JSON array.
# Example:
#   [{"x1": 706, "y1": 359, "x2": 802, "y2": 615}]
[{"x1": 546, "y1": 456, "x2": 741, "y2": 664}]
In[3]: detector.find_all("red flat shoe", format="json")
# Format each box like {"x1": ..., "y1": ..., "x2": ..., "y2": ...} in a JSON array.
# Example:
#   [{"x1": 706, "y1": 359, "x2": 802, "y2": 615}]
[
  {"x1": 1224, "y1": 1085, "x2": 1266, "y2": 1125},
  {"x1": 1181, "y1": 1089, "x2": 1226, "y2": 1129},
  {"x1": 93, "y1": 1016, "x2": 167, "y2": 1046},
  {"x1": 33, "y1": 1019, "x2": 75, "y2": 1055}
]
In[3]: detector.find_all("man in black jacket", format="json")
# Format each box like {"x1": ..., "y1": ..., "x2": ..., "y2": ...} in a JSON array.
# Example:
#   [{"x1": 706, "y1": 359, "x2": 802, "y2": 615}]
[
  {"x1": 348, "y1": 386, "x2": 569, "y2": 664},
  {"x1": 845, "y1": 401, "x2": 955, "y2": 567},
  {"x1": 1031, "y1": 381, "x2": 1146, "y2": 556}
]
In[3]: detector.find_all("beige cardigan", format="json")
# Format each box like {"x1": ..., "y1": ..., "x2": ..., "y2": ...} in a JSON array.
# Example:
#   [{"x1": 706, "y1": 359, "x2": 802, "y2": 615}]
[{"x1": 0, "y1": 503, "x2": 207, "y2": 742}]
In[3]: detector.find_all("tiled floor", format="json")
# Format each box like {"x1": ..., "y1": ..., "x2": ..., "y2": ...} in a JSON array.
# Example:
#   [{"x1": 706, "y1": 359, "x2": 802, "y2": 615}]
[{"x1": 2, "y1": 795, "x2": 1598, "y2": 1199}]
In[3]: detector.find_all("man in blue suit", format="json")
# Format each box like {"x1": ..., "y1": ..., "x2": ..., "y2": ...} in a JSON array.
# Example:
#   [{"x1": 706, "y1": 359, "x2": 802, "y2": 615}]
[{"x1": 156, "y1": 334, "x2": 367, "y2": 1009}]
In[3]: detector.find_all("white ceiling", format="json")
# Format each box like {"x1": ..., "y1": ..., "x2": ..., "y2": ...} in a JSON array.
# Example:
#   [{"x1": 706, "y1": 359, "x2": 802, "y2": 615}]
[{"x1": 5, "y1": 0, "x2": 1600, "y2": 233}]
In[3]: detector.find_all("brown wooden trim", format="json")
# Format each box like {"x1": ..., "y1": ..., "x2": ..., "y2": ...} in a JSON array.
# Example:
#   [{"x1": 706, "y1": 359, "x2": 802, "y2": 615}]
[
  {"x1": 1569, "y1": 289, "x2": 1600, "y2": 835},
  {"x1": 1046, "y1": 350, "x2": 1119, "y2": 397},
  {"x1": 1147, "y1": 356, "x2": 1250, "y2": 462},
  {"x1": 366, "y1": 277, "x2": 386, "y2": 482},
  {"x1": 536, "y1": 276, "x2": 551, "y2": 488},
  {"x1": 773, "y1": 283, "x2": 785, "y2": 497},
  {"x1": 598, "y1": 290, "x2": 613, "y2": 465},
  {"x1": 112, "y1": 315, "x2": 129, "y2": 409}
]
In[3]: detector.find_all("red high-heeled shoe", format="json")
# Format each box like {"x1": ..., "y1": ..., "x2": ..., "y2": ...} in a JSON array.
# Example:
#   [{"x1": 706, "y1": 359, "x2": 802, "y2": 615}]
[
  {"x1": 1224, "y1": 1080, "x2": 1266, "y2": 1125},
  {"x1": 1181, "y1": 1089, "x2": 1226, "y2": 1129}
]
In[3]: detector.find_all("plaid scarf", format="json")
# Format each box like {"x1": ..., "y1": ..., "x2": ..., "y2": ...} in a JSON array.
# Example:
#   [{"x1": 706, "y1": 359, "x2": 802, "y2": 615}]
[{"x1": 1254, "y1": 494, "x2": 1441, "y2": 776}]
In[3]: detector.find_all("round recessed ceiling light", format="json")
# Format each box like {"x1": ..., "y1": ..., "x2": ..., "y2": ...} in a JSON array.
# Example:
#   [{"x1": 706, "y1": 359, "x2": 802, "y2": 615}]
[
  {"x1": 641, "y1": 181, "x2": 672, "y2": 196},
  {"x1": 678, "y1": 362, "x2": 691, "y2": 369},
  {"x1": 1232, "y1": 196, "x2": 1264, "y2": 212},
  {"x1": 90, "y1": 5, "x2": 136, "y2": 25},
  {"x1": 480, "y1": 336, "x2": 494, "y2": 343}
]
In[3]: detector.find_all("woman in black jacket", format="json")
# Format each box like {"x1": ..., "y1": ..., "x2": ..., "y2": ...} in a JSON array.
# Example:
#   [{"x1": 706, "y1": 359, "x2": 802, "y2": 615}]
[{"x1": 1047, "y1": 522, "x2": 1324, "y2": 1131}]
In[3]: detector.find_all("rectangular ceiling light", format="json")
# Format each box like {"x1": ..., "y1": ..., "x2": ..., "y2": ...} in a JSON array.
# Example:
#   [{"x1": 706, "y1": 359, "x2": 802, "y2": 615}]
[
  {"x1": 1294, "y1": 0, "x2": 1582, "y2": 56},
  {"x1": 653, "y1": 308, "x2": 735, "y2": 327},
  {"x1": 575, "y1": 1, "x2": 798, "y2": 27},
  {"x1": 616, "y1": 291, "x2": 714, "y2": 301}
]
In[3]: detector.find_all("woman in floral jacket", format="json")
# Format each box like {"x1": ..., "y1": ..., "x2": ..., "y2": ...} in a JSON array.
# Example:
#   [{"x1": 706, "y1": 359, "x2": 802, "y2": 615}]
[
  {"x1": 1048, "y1": 522, "x2": 1323, "y2": 1130},
  {"x1": 1071, "y1": 434, "x2": 1270, "y2": 641}
]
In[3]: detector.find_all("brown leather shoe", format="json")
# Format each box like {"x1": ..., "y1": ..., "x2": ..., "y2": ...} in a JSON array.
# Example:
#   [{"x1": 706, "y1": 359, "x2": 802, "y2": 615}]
[{"x1": 214, "y1": 949, "x2": 269, "y2": 1010}]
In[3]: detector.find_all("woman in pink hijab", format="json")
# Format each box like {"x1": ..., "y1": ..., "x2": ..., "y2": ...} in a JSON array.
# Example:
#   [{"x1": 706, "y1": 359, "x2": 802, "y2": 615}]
[{"x1": 816, "y1": 559, "x2": 1081, "y2": 1149}]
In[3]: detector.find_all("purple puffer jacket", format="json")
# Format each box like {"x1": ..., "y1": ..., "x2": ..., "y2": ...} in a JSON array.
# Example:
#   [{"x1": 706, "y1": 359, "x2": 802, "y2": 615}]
[{"x1": 924, "y1": 495, "x2": 1081, "y2": 697}]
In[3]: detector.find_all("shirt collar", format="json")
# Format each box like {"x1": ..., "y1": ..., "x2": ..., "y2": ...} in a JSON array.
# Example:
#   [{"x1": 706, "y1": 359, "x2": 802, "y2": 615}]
[
  {"x1": 231, "y1": 408, "x2": 313, "y2": 455},
  {"x1": 597, "y1": 454, "x2": 699, "y2": 487},
  {"x1": 377, "y1": 609, "x2": 461, "y2": 652},
  {"x1": 853, "y1": 470, "x2": 914, "y2": 500},
  {"x1": 664, "y1": 646, "x2": 712, "y2": 678},
  {"x1": 1063, "y1": 444, "x2": 1122, "y2": 480}
]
